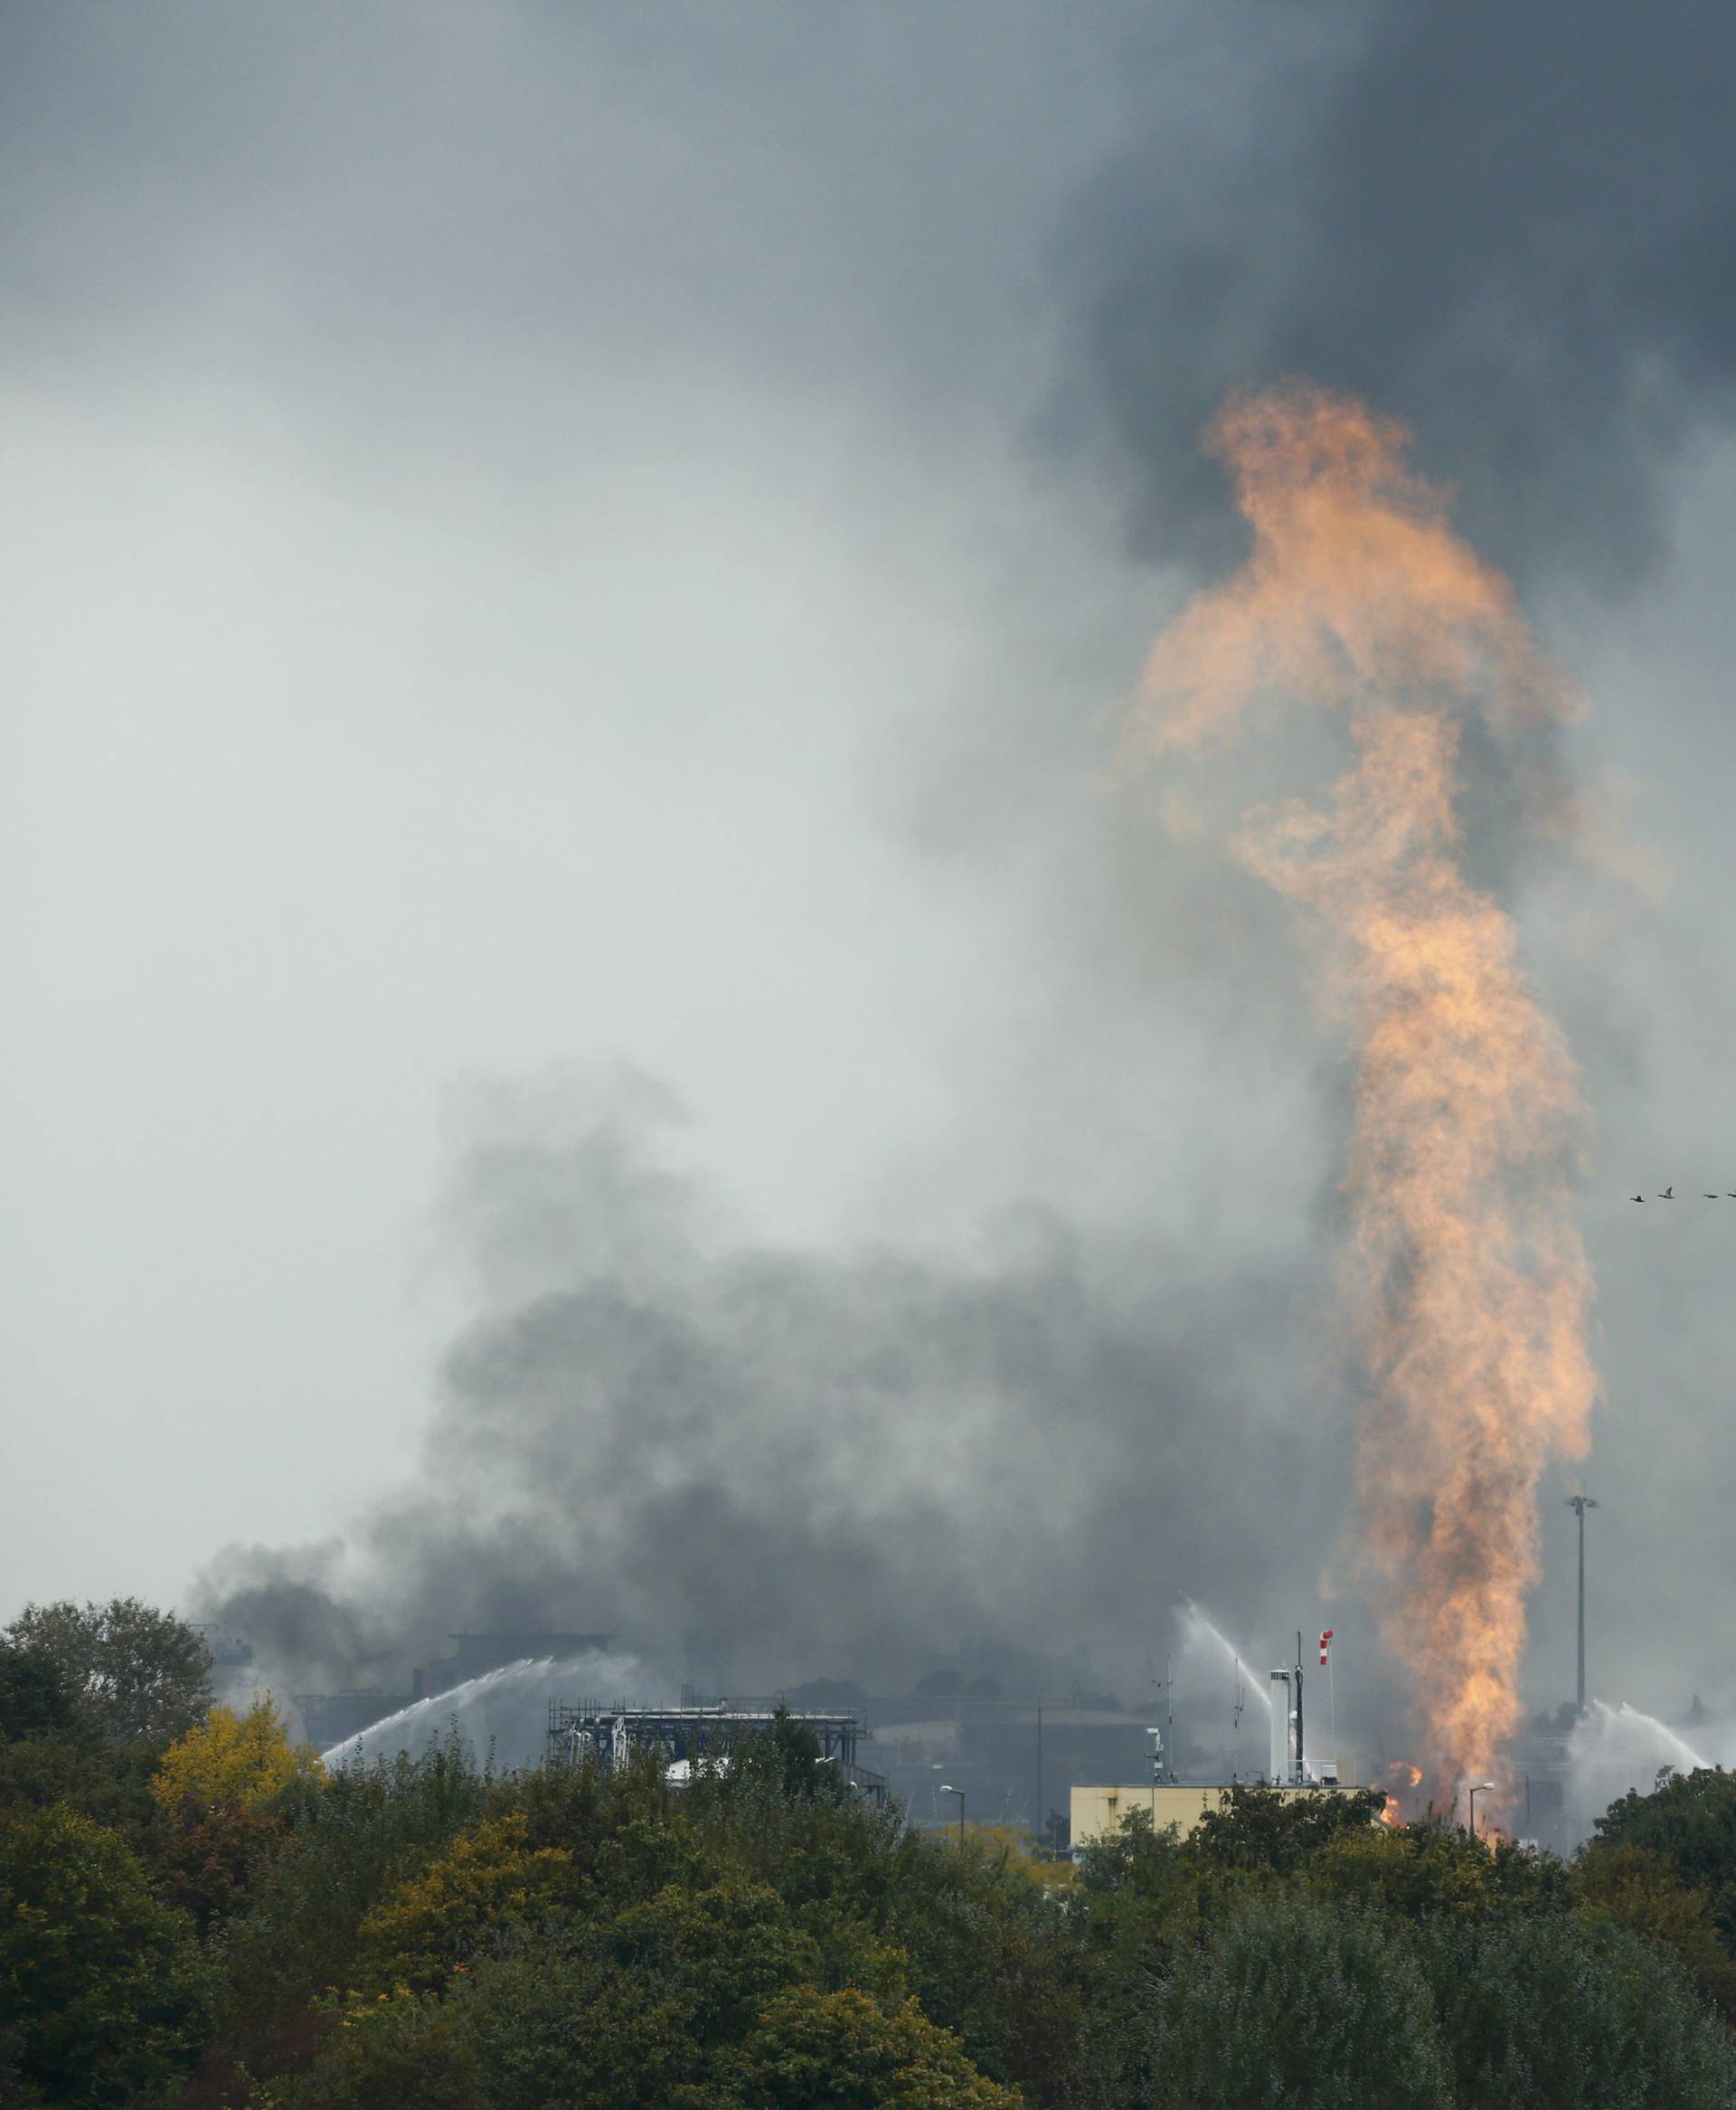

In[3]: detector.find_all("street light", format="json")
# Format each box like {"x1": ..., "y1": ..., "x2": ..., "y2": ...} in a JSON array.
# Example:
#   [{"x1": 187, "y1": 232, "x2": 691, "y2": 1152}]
[
  {"x1": 940, "y1": 1783, "x2": 966, "y2": 1850},
  {"x1": 1467, "y1": 1781, "x2": 1495, "y2": 1840}
]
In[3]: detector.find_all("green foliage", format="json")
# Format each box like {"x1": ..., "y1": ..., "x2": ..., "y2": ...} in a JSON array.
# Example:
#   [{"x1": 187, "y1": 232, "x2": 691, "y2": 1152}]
[
  {"x1": 452, "y1": 1927, "x2": 706, "y2": 2108},
  {"x1": 0, "y1": 1801, "x2": 209, "y2": 2106},
  {"x1": 354, "y1": 1809, "x2": 579, "y2": 1993},
  {"x1": 0, "y1": 1728, "x2": 161, "y2": 1852},
  {"x1": 3, "y1": 1596, "x2": 213, "y2": 1746},
  {"x1": 215, "y1": 1728, "x2": 495, "y2": 2039},
  {"x1": 266, "y1": 1991, "x2": 488, "y2": 2110},
  {"x1": 609, "y1": 1878, "x2": 826, "y2": 2042},
  {"x1": 520, "y1": 1748, "x2": 703, "y2": 1890},
  {"x1": 1184, "y1": 1782, "x2": 1389, "y2": 1878},
  {"x1": 0, "y1": 1638, "x2": 82, "y2": 1743},
  {"x1": 721, "y1": 1986, "x2": 1024, "y2": 2108},
  {"x1": 859, "y1": 1808, "x2": 1063, "y2": 2088},
  {"x1": 1593, "y1": 1765, "x2": 1736, "y2": 1943},
  {"x1": 1067, "y1": 1811, "x2": 1203, "y2": 2105},
  {"x1": 739, "y1": 1704, "x2": 834, "y2": 1801},
  {"x1": 6, "y1": 1591, "x2": 1736, "y2": 2110},
  {"x1": 1075, "y1": 1804, "x2": 1197, "y2": 1946},
  {"x1": 153, "y1": 1796, "x2": 289, "y2": 1935},
  {"x1": 451, "y1": 1876, "x2": 825, "y2": 2107},
  {"x1": 1312, "y1": 1813, "x2": 1569, "y2": 1925},
  {"x1": 1421, "y1": 1909, "x2": 1736, "y2": 2109},
  {"x1": 1571, "y1": 1840, "x2": 1736, "y2": 2021},
  {"x1": 1147, "y1": 1888, "x2": 1453, "y2": 2110}
]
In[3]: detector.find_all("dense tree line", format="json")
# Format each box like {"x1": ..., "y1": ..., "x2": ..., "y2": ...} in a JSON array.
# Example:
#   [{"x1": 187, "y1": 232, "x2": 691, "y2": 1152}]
[{"x1": 4, "y1": 1601, "x2": 1736, "y2": 2106}]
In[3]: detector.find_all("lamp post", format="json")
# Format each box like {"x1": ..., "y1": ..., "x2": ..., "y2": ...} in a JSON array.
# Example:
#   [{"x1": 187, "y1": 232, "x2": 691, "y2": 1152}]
[
  {"x1": 941, "y1": 1783, "x2": 966, "y2": 1850},
  {"x1": 1468, "y1": 1780, "x2": 1495, "y2": 1840},
  {"x1": 1567, "y1": 1494, "x2": 1598, "y2": 1715},
  {"x1": 1035, "y1": 1702, "x2": 1043, "y2": 1859}
]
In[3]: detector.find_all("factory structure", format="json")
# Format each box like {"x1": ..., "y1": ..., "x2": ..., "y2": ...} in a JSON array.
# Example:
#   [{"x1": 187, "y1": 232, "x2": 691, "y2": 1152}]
[
  {"x1": 274, "y1": 1612, "x2": 1629, "y2": 1858},
  {"x1": 290, "y1": 1623, "x2": 1373, "y2": 1848},
  {"x1": 546, "y1": 1696, "x2": 887, "y2": 1798},
  {"x1": 228, "y1": 1496, "x2": 1675, "y2": 1855},
  {"x1": 1070, "y1": 1630, "x2": 1360, "y2": 1849}
]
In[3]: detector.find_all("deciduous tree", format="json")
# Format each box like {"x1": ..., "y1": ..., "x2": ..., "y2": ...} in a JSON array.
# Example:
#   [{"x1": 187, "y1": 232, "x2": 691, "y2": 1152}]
[
  {"x1": 721, "y1": 1986, "x2": 1023, "y2": 2109},
  {"x1": 0, "y1": 1802, "x2": 208, "y2": 2106},
  {"x1": 4, "y1": 1597, "x2": 212, "y2": 1746},
  {"x1": 355, "y1": 1809, "x2": 579, "y2": 1994},
  {"x1": 154, "y1": 1696, "x2": 323, "y2": 1814},
  {"x1": 1571, "y1": 1840, "x2": 1736, "y2": 2021},
  {"x1": 267, "y1": 1991, "x2": 488, "y2": 2110},
  {"x1": 1422, "y1": 1908, "x2": 1736, "y2": 2110},
  {"x1": 0, "y1": 1636, "x2": 82, "y2": 1742},
  {"x1": 1592, "y1": 1766, "x2": 1736, "y2": 1944},
  {"x1": 1150, "y1": 1890, "x2": 1452, "y2": 2110}
]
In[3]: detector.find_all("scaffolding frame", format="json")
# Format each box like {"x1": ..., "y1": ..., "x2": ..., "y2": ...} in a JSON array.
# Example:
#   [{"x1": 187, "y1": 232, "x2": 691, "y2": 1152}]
[{"x1": 546, "y1": 1699, "x2": 882, "y2": 1796}]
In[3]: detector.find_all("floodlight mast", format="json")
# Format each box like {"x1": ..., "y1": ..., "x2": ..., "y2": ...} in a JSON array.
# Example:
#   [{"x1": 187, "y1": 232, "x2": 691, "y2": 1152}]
[
  {"x1": 1567, "y1": 1494, "x2": 1599, "y2": 1715},
  {"x1": 1269, "y1": 1668, "x2": 1292, "y2": 1784}
]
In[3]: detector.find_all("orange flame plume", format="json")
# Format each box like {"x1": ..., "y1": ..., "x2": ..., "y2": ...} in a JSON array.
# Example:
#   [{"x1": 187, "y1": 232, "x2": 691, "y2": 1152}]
[{"x1": 1129, "y1": 385, "x2": 1596, "y2": 1800}]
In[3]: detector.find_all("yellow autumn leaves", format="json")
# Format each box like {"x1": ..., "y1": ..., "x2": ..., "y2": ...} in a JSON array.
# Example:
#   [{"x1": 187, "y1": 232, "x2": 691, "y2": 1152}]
[{"x1": 151, "y1": 1697, "x2": 324, "y2": 1812}]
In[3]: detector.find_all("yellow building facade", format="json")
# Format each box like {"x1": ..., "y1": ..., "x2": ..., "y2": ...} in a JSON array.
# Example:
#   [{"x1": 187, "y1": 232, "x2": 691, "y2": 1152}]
[{"x1": 1071, "y1": 1774, "x2": 1361, "y2": 1849}]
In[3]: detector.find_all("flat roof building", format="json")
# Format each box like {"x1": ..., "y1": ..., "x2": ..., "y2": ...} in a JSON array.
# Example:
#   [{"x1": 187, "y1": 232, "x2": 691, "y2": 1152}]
[{"x1": 1071, "y1": 1772, "x2": 1362, "y2": 1850}]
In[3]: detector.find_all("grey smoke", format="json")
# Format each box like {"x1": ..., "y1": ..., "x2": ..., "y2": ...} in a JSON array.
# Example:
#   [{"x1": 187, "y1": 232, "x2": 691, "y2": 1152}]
[
  {"x1": 3, "y1": 0, "x2": 1730, "y2": 1772},
  {"x1": 1061, "y1": 0, "x2": 1736, "y2": 592},
  {"x1": 200, "y1": 1064, "x2": 1363, "y2": 1717}
]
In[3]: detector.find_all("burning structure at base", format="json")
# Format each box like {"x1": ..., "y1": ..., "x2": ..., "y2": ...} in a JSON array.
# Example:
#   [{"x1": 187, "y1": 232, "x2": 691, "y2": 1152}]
[{"x1": 1130, "y1": 386, "x2": 1599, "y2": 1814}]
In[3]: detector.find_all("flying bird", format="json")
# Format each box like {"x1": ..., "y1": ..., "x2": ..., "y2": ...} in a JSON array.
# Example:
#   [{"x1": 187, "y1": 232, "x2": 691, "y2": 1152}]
[
  {"x1": 1630, "y1": 1194, "x2": 1645, "y2": 1202},
  {"x1": 1706, "y1": 1194, "x2": 1720, "y2": 1199},
  {"x1": 1658, "y1": 1187, "x2": 1675, "y2": 1199}
]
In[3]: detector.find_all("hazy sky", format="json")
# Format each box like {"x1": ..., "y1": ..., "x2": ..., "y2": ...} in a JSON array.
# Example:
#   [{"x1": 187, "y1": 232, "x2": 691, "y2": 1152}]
[{"x1": 6, "y1": 3, "x2": 1736, "y2": 1734}]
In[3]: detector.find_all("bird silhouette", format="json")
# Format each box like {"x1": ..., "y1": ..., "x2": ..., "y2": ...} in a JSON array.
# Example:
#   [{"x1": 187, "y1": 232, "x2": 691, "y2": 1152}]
[
  {"x1": 1630, "y1": 1194, "x2": 1645, "y2": 1203},
  {"x1": 1705, "y1": 1194, "x2": 1720, "y2": 1199},
  {"x1": 1659, "y1": 1187, "x2": 1676, "y2": 1199}
]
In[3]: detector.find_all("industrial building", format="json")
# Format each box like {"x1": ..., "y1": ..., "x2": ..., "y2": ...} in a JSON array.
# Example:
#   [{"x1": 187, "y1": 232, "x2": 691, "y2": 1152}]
[
  {"x1": 868, "y1": 1690, "x2": 1157, "y2": 1842},
  {"x1": 546, "y1": 1698, "x2": 886, "y2": 1798},
  {"x1": 1070, "y1": 1633, "x2": 1363, "y2": 1850},
  {"x1": 297, "y1": 1688, "x2": 405, "y2": 1748},
  {"x1": 1070, "y1": 1775, "x2": 1363, "y2": 1848}
]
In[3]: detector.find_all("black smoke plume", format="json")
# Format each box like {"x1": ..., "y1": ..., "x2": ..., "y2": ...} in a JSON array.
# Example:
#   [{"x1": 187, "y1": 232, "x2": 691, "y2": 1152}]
[
  {"x1": 1062, "y1": 0, "x2": 1736, "y2": 593},
  {"x1": 197, "y1": 1065, "x2": 1357, "y2": 1716}
]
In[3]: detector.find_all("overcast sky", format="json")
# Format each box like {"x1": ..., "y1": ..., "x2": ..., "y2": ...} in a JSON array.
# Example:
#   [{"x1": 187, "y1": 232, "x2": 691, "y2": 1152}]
[{"x1": 5, "y1": 3, "x2": 1736, "y2": 1735}]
